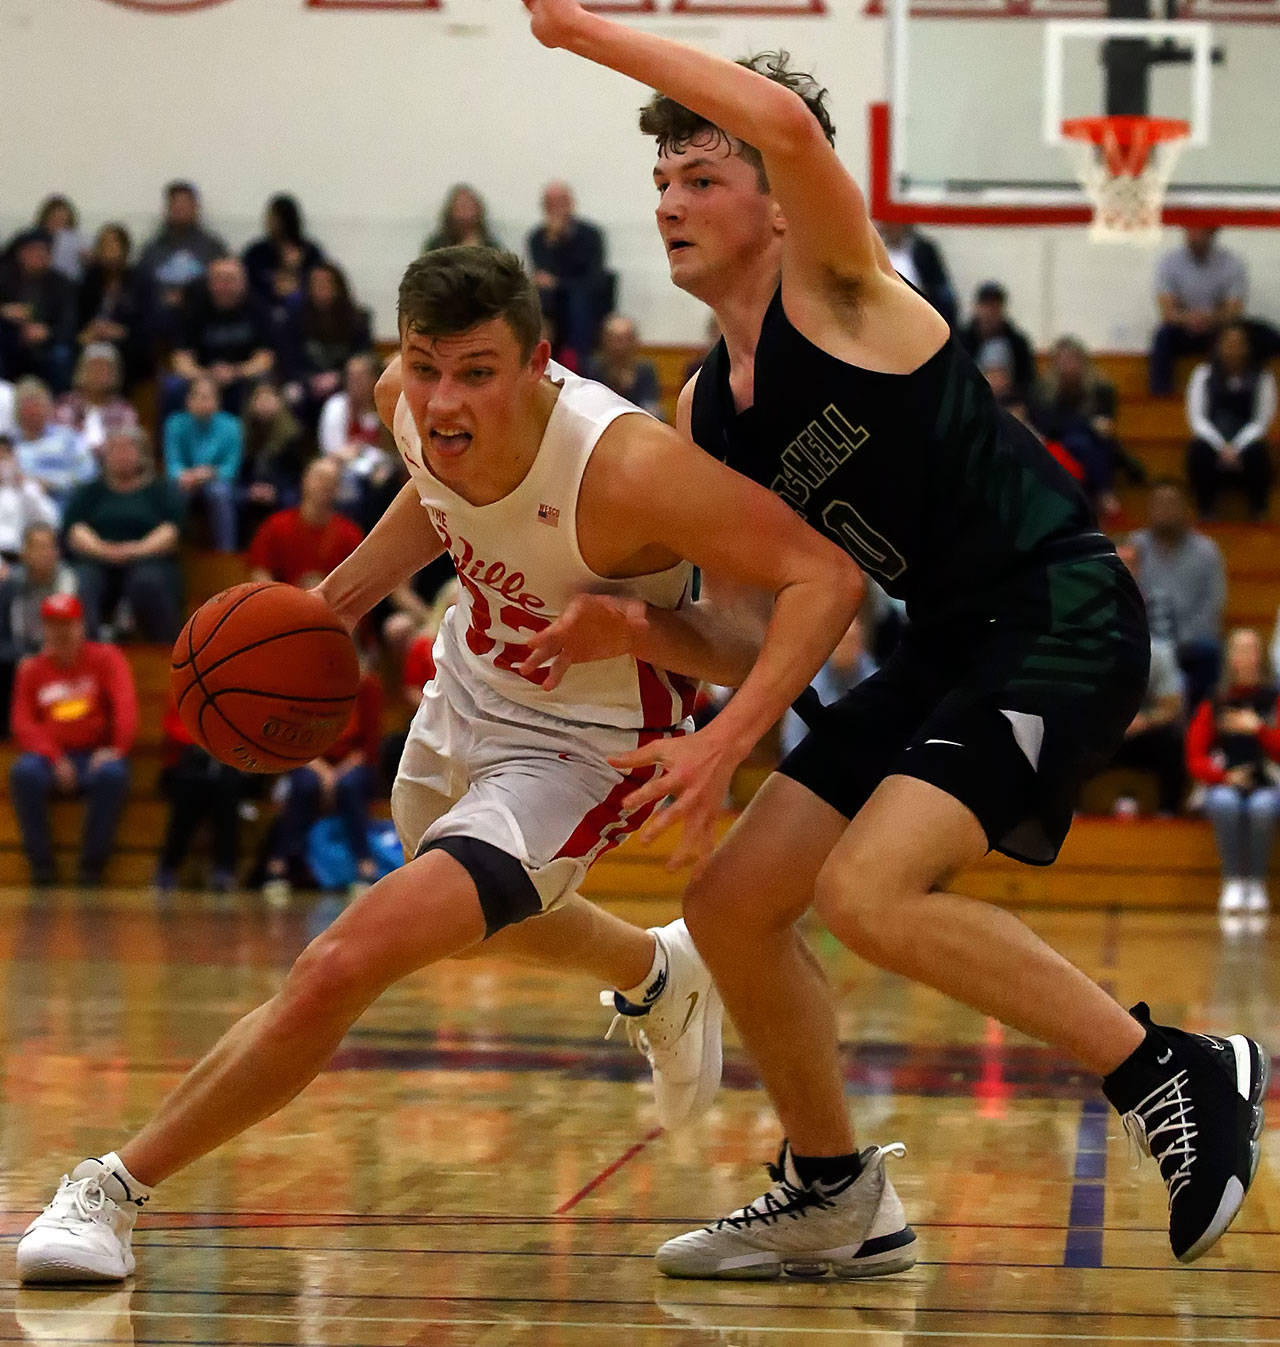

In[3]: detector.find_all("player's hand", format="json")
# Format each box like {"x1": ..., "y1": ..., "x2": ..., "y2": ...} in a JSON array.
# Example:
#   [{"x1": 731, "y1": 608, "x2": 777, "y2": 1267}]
[
  {"x1": 608, "y1": 722, "x2": 749, "y2": 876},
  {"x1": 89, "y1": 747, "x2": 121, "y2": 772},
  {"x1": 518, "y1": 593, "x2": 648, "y2": 690},
  {"x1": 523, "y1": 0, "x2": 587, "y2": 50}
]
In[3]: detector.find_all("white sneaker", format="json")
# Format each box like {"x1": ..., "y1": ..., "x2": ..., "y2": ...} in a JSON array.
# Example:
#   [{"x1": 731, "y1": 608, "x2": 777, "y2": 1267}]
[
  {"x1": 17, "y1": 1162, "x2": 139, "y2": 1283},
  {"x1": 1219, "y1": 879, "x2": 1246, "y2": 914},
  {"x1": 655, "y1": 1141, "x2": 916, "y2": 1280},
  {"x1": 1245, "y1": 880, "x2": 1270, "y2": 914},
  {"x1": 601, "y1": 919, "x2": 724, "y2": 1130}
]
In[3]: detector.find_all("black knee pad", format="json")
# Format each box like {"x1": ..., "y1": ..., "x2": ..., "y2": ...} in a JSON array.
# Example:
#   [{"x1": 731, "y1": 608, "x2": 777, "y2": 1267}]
[{"x1": 418, "y1": 834, "x2": 542, "y2": 938}]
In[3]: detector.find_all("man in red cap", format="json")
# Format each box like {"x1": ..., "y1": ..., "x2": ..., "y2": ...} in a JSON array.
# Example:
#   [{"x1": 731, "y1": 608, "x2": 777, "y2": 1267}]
[{"x1": 8, "y1": 593, "x2": 137, "y2": 885}]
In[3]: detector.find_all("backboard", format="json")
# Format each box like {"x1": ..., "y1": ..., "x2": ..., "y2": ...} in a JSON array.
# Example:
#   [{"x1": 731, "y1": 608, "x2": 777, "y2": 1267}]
[{"x1": 871, "y1": 0, "x2": 1280, "y2": 227}]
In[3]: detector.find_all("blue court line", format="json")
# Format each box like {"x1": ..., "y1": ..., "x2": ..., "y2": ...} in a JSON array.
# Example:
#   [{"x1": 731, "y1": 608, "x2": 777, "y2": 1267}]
[{"x1": 1063, "y1": 1097, "x2": 1110, "y2": 1267}]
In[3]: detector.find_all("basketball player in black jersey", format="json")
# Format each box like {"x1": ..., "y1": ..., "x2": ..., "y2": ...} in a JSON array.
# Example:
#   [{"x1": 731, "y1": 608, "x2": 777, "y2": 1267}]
[{"x1": 520, "y1": 0, "x2": 1268, "y2": 1275}]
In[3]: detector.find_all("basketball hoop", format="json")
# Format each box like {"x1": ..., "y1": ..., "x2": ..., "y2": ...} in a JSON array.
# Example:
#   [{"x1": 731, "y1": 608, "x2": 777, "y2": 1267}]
[{"x1": 1061, "y1": 115, "x2": 1190, "y2": 244}]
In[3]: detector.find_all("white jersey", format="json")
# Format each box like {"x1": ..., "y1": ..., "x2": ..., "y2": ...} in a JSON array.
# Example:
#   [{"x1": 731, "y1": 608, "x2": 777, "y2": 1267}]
[{"x1": 393, "y1": 363, "x2": 697, "y2": 732}]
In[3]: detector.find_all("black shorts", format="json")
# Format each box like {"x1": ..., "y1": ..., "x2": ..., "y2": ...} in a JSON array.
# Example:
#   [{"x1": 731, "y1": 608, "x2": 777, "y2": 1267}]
[{"x1": 780, "y1": 553, "x2": 1150, "y2": 865}]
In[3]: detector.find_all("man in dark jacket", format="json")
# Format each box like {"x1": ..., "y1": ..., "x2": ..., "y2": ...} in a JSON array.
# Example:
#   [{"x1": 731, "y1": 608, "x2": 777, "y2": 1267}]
[{"x1": 959, "y1": 280, "x2": 1037, "y2": 403}]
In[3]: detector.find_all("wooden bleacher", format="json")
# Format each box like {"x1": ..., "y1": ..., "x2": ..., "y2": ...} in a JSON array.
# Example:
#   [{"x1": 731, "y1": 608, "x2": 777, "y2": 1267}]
[{"x1": 1, "y1": 349, "x2": 1276, "y2": 903}]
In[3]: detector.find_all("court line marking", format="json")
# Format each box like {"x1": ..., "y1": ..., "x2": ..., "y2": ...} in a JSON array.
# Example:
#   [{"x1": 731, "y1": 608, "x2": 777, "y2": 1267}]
[
  {"x1": 14, "y1": 1288, "x2": 1280, "y2": 1322},
  {"x1": 555, "y1": 1127, "x2": 663, "y2": 1213},
  {"x1": 6, "y1": 1308, "x2": 1280, "y2": 1342}
]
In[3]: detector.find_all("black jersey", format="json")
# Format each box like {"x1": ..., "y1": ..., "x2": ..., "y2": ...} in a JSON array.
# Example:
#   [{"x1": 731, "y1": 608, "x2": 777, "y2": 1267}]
[{"x1": 690, "y1": 287, "x2": 1108, "y2": 621}]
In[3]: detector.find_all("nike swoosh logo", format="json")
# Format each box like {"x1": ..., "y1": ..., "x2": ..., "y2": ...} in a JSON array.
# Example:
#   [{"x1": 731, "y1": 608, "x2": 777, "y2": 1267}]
[
  {"x1": 1157, "y1": 1048, "x2": 1172, "y2": 1064},
  {"x1": 680, "y1": 991, "x2": 700, "y2": 1035},
  {"x1": 924, "y1": 739, "x2": 964, "y2": 748}
]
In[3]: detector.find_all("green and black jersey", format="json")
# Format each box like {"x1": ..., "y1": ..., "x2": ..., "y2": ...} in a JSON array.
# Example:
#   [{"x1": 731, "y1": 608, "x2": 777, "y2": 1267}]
[{"x1": 690, "y1": 287, "x2": 1112, "y2": 622}]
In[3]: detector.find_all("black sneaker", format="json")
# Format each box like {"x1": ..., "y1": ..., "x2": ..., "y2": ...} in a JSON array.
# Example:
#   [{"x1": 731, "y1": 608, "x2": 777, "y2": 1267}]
[{"x1": 1103, "y1": 1002, "x2": 1269, "y2": 1262}]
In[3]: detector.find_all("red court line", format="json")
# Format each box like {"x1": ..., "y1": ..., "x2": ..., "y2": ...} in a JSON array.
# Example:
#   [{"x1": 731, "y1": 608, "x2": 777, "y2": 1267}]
[{"x1": 554, "y1": 1128, "x2": 663, "y2": 1215}]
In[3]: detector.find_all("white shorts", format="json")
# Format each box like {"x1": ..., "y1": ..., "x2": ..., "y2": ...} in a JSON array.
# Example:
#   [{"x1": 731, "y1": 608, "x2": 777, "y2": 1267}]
[{"x1": 392, "y1": 666, "x2": 686, "y2": 913}]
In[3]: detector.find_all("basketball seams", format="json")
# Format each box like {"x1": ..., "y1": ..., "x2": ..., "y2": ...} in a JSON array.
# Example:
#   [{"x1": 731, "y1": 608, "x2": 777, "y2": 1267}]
[
  {"x1": 183, "y1": 624, "x2": 355, "y2": 687},
  {"x1": 196, "y1": 692, "x2": 319, "y2": 770},
  {"x1": 173, "y1": 584, "x2": 359, "y2": 772},
  {"x1": 171, "y1": 581, "x2": 275, "y2": 671}
]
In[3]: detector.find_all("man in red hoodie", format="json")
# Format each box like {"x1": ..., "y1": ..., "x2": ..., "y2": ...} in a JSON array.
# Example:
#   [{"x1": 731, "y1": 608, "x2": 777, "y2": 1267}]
[{"x1": 8, "y1": 592, "x2": 137, "y2": 885}]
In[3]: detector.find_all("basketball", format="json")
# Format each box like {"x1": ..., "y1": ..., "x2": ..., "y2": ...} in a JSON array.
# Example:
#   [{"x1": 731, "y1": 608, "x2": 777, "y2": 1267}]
[{"x1": 170, "y1": 581, "x2": 361, "y2": 774}]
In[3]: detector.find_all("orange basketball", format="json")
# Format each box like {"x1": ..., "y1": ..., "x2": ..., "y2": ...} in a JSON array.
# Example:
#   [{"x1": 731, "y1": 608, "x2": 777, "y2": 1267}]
[{"x1": 170, "y1": 581, "x2": 361, "y2": 774}]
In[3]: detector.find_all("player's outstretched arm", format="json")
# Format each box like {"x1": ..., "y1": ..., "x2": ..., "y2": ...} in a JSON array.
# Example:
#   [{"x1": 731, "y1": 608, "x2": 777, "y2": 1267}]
[
  {"x1": 567, "y1": 415, "x2": 863, "y2": 868},
  {"x1": 523, "y1": 0, "x2": 882, "y2": 281}
]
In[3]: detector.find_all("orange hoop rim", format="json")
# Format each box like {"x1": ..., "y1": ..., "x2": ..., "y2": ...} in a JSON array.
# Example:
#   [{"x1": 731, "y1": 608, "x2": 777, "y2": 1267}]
[
  {"x1": 1061, "y1": 115, "x2": 1191, "y2": 148},
  {"x1": 1061, "y1": 114, "x2": 1190, "y2": 178}
]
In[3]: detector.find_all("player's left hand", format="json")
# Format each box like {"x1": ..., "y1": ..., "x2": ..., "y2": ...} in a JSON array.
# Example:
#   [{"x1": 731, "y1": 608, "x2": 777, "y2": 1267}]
[
  {"x1": 518, "y1": 593, "x2": 648, "y2": 690},
  {"x1": 522, "y1": 0, "x2": 587, "y2": 50},
  {"x1": 609, "y1": 724, "x2": 749, "y2": 876}
]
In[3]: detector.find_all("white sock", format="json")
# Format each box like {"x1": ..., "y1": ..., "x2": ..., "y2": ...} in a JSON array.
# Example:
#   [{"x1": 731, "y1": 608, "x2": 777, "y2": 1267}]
[
  {"x1": 99, "y1": 1151, "x2": 152, "y2": 1206},
  {"x1": 618, "y1": 934, "x2": 668, "y2": 1009}
]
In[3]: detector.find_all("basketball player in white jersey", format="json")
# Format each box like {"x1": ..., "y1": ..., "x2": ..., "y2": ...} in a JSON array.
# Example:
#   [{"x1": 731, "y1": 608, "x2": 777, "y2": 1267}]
[{"x1": 16, "y1": 246, "x2": 861, "y2": 1284}]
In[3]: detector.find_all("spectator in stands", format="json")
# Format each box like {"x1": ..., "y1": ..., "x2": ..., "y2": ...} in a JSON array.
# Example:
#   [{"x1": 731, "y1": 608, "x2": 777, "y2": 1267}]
[
  {"x1": 0, "y1": 374, "x2": 13, "y2": 437},
  {"x1": 586, "y1": 314, "x2": 661, "y2": 416},
  {"x1": 1185, "y1": 320, "x2": 1276, "y2": 521},
  {"x1": 1033, "y1": 336, "x2": 1132, "y2": 521},
  {"x1": 64, "y1": 426, "x2": 185, "y2": 642},
  {"x1": 78, "y1": 224, "x2": 150, "y2": 390},
  {"x1": 163, "y1": 375, "x2": 241, "y2": 553},
  {"x1": 1130, "y1": 478, "x2": 1226, "y2": 711},
  {"x1": 1101, "y1": 544, "x2": 1187, "y2": 815},
  {"x1": 0, "y1": 229, "x2": 77, "y2": 393},
  {"x1": 424, "y1": 184, "x2": 501, "y2": 253},
  {"x1": 280, "y1": 262, "x2": 372, "y2": 425},
  {"x1": 1187, "y1": 626, "x2": 1280, "y2": 916},
  {"x1": 959, "y1": 281, "x2": 1036, "y2": 404},
  {"x1": 137, "y1": 181, "x2": 227, "y2": 326},
  {"x1": 55, "y1": 344, "x2": 138, "y2": 459},
  {"x1": 0, "y1": 436, "x2": 59, "y2": 561},
  {"x1": 528, "y1": 181, "x2": 612, "y2": 366},
  {"x1": 261, "y1": 666, "x2": 384, "y2": 904},
  {"x1": 976, "y1": 341, "x2": 1025, "y2": 415},
  {"x1": 1149, "y1": 226, "x2": 1248, "y2": 396},
  {"x1": 317, "y1": 353, "x2": 396, "y2": 527},
  {"x1": 167, "y1": 257, "x2": 275, "y2": 417},
  {"x1": 247, "y1": 456, "x2": 362, "y2": 588},
  {"x1": 242, "y1": 194, "x2": 324, "y2": 304},
  {"x1": 875, "y1": 221, "x2": 957, "y2": 326},
  {"x1": 8, "y1": 592, "x2": 136, "y2": 886},
  {"x1": 238, "y1": 379, "x2": 307, "y2": 541},
  {"x1": 10, "y1": 377, "x2": 94, "y2": 513},
  {"x1": 0, "y1": 522, "x2": 76, "y2": 729},
  {"x1": 36, "y1": 197, "x2": 86, "y2": 285},
  {"x1": 154, "y1": 696, "x2": 245, "y2": 895}
]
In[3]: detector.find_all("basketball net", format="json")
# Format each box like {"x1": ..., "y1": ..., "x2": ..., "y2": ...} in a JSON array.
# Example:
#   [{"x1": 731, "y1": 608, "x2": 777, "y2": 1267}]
[{"x1": 1061, "y1": 115, "x2": 1190, "y2": 244}]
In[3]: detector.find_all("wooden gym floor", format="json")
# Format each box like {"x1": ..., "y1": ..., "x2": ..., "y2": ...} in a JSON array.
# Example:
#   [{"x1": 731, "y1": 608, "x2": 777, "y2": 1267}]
[{"x1": 0, "y1": 886, "x2": 1275, "y2": 1345}]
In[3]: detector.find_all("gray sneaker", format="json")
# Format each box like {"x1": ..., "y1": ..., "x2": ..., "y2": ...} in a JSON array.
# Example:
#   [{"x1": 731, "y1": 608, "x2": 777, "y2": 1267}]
[{"x1": 655, "y1": 1141, "x2": 916, "y2": 1280}]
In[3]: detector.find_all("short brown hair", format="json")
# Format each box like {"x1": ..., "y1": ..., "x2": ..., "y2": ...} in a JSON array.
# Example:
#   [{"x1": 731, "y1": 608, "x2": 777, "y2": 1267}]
[
  {"x1": 398, "y1": 247, "x2": 543, "y2": 360},
  {"x1": 639, "y1": 52, "x2": 836, "y2": 192}
]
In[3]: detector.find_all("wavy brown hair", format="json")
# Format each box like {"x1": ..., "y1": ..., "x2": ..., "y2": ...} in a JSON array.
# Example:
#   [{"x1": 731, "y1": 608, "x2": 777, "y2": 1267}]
[{"x1": 639, "y1": 51, "x2": 836, "y2": 192}]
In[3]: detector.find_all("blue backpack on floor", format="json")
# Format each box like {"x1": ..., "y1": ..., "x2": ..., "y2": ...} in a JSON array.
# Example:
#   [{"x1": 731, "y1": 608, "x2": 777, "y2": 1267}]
[{"x1": 306, "y1": 818, "x2": 403, "y2": 891}]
